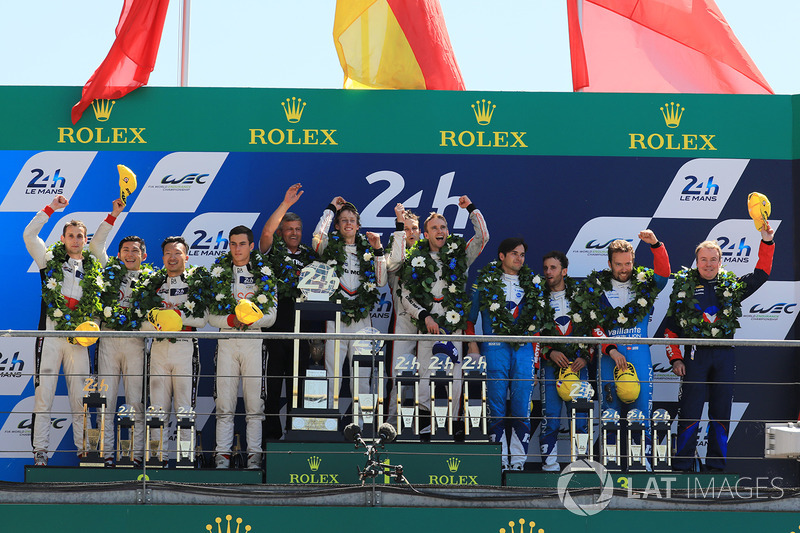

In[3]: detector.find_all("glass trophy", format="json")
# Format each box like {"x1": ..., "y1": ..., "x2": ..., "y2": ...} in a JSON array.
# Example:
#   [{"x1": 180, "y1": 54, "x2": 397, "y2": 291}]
[
  {"x1": 145, "y1": 405, "x2": 167, "y2": 468},
  {"x1": 652, "y1": 408, "x2": 672, "y2": 472},
  {"x1": 626, "y1": 408, "x2": 648, "y2": 472},
  {"x1": 569, "y1": 381, "x2": 594, "y2": 464},
  {"x1": 429, "y1": 350, "x2": 455, "y2": 441},
  {"x1": 462, "y1": 352, "x2": 487, "y2": 441},
  {"x1": 115, "y1": 404, "x2": 136, "y2": 468},
  {"x1": 601, "y1": 408, "x2": 622, "y2": 471},
  {"x1": 394, "y1": 353, "x2": 419, "y2": 441},
  {"x1": 175, "y1": 406, "x2": 196, "y2": 469},
  {"x1": 81, "y1": 376, "x2": 108, "y2": 467}
]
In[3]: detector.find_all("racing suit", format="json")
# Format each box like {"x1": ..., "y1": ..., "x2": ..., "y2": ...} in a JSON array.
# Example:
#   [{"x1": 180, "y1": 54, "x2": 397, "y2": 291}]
[
  {"x1": 90, "y1": 214, "x2": 146, "y2": 461},
  {"x1": 665, "y1": 240, "x2": 773, "y2": 471},
  {"x1": 594, "y1": 242, "x2": 670, "y2": 455},
  {"x1": 141, "y1": 270, "x2": 207, "y2": 453},
  {"x1": 312, "y1": 205, "x2": 387, "y2": 409},
  {"x1": 209, "y1": 259, "x2": 277, "y2": 460},
  {"x1": 24, "y1": 207, "x2": 91, "y2": 455},
  {"x1": 539, "y1": 281, "x2": 591, "y2": 471},
  {"x1": 468, "y1": 271, "x2": 535, "y2": 469},
  {"x1": 400, "y1": 206, "x2": 488, "y2": 423}
]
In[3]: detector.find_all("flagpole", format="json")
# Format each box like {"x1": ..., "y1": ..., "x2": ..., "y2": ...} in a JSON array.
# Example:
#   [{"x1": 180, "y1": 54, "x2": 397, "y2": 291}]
[{"x1": 179, "y1": 0, "x2": 191, "y2": 87}]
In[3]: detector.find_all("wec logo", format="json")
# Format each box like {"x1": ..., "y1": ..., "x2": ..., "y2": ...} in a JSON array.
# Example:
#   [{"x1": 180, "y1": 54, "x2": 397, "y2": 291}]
[
  {"x1": 585, "y1": 238, "x2": 632, "y2": 249},
  {"x1": 160, "y1": 173, "x2": 209, "y2": 185},
  {"x1": 749, "y1": 303, "x2": 796, "y2": 314}
]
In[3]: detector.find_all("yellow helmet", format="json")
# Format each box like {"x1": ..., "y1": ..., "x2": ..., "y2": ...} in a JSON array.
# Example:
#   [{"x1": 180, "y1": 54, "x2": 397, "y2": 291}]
[
  {"x1": 147, "y1": 308, "x2": 183, "y2": 332},
  {"x1": 118, "y1": 164, "x2": 137, "y2": 205},
  {"x1": 747, "y1": 192, "x2": 771, "y2": 231},
  {"x1": 556, "y1": 367, "x2": 580, "y2": 402},
  {"x1": 235, "y1": 299, "x2": 263, "y2": 325},
  {"x1": 614, "y1": 362, "x2": 641, "y2": 404},
  {"x1": 74, "y1": 320, "x2": 100, "y2": 347}
]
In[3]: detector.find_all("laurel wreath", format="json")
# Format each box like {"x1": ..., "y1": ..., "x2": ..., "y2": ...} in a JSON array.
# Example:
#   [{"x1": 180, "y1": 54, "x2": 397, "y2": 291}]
[
  {"x1": 667, "y1": 267, "x2": 746, "y2": 338},
  {"x1": 131, "y1": 265, "x2": 211, "y2": 323},
  {"x1": 475, "y1": 260, "x2": 549, "y2": 343},
  {"x1": 98, "y1": 257, "x2": 154, "y2": 331},
  {"x1": 573, "y1": 267, "x2": 659, "y2": 330},
  {"x1": 541, "y1": 276, "x2": 592, "y2": 361},
  {"x1": 400, "y1": 235, "x2": 469, "y2": 331},
  {"x1": 209, "y1": 249, "x2": 276, "y2": 330},
  {"x1": 321, "y1": 231, "x2": 380, "y2": 325},
  {"x1": 269, "y1": 236, "x2": 318, "y2": 300},
  {"x1": 41, "y1": 242, "x2": 103, "y2": 331}
]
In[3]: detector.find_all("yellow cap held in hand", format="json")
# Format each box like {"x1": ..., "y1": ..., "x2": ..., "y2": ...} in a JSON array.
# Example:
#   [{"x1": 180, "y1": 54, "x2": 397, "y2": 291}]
[
  {"x1": 747, "y1": 192, "x2": 771, "y2": 231},
  {"x1": 74, "y1": 321, "x2": 100, "y2": 347},
  {"x1": 614, "y1": 362, "x2": 641, "y2": 404},
  {"x1": 118, "y1": 164, "x2": 137, "y2": 206},
  {"x1": 556, "y1": 367, "x2": 580, "y2": 402},
  {"x1": 147, "y1": 308, "x2": 183, "y2": 332},
  {"x1": 235, "y1": 299, "x2": 263, "y2": 325}
]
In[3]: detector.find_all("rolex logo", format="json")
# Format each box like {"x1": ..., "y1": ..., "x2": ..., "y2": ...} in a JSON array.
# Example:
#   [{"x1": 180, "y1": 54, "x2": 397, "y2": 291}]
[
  {"x1": 660, "y1": 102, "x2": 684, "y2": 129},
  {"x1": 204, "y1": 515, "x2": 252, "y2": 533},
  {"x1": 308, "y1": 455, "x2": 322, "y2": 471},
  {"x1": 498, "y1": 518, "x2": 538, "y2": 533},
  {"x1": 446, "y1": 457, "x2": 461, "y2": 473},
  {"x1": 282, "y1": 96, "x2": 306, "y2": 123},
  {"x1": 92, "y1": 99, "x2": 115, "y2": 122},
  {"x1": 471, "y1": 99, "x2": 495, "y2": 125}
]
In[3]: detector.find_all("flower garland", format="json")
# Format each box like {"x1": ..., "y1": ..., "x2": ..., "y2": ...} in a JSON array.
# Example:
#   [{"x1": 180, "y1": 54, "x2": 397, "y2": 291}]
[
  {"x1": 131, "y1": 265, "x2": 210, "y2": 324},
  {"x1": 475, "y1": 260, "x2": 549, "y2": 341},
  {"x1": 321, "y1": 231, "x2": 380, "y2": 325},
  {"x1": 400, "y1": 235, "x2": 469, "y2": 331},
  {"x1": 541, "y1": 276, "x2": 593, "y2": 361},
  {"x1": 269, "y1": 236, "x2": 318, "y2": 300},
  {"x1": 209, "y1": 249, "x2": 276, "y2": 330},
  {"x1": 98, "y1": 257, "x2": 154, "y2": 331},
  {"x1": 573, "y1": 267, "x2": 659, "y2": 331},
  {"x1": 41, "y1": 242, "x2": 103, "y2": 331},
  {"x1": 667, "y1": 267, "x2": 746, "y2": 338}
]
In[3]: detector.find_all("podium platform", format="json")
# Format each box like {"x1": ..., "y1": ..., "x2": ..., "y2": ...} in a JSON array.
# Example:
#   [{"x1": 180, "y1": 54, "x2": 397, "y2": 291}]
[{"x1": 24, "y1": 465, "x2": 263, "y2": 484}]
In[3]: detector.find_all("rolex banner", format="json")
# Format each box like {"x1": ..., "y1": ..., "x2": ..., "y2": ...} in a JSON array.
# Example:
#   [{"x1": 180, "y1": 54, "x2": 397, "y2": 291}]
[{"x1": 0, "y1": 87, "x2": 797, "y2": 483}]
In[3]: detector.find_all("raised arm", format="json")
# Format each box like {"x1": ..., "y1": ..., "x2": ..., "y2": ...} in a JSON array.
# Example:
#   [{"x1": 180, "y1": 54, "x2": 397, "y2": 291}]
[
  {"x1": 24, "y1": 196, "x2": 68, "y2": 269},
  {"x1": 461, "y1": 196, "x2": 489, "y2": 267},
  {"x1": 90, "y1": 198, "x2": 125, "y2": 267},
  {"x1": 259, "y1": 183, "x2": 304, "y2": 253}
]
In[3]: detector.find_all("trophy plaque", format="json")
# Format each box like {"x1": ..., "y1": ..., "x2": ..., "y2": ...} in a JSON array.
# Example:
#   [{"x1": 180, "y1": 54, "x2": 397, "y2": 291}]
[
  {"x1": 569, "y1": 381, "x2": 594, "y2": 463},
  {"x1": 145, "y1": 406, "x2": 167, "y2": 468},
  {"x1": 286, "y1": 262, "x2": 343, "y2": 441},
  {"x1": 81, "y1": 377, "x2": 108, "y2": 467},
  {"x1": 429, "y1": 349, "x2": 454, "y2": 440},
  {"x1": 651, "y1": 408, "x2": 672, "y2": 472},
  {"x1": 600, "y1": 408, "x2": 622, "y2": 471},
  {"x1": 462, "y1": 352, "x2": 487, "y2": 441},
  {"x1": 175, "y1": 406, "x2": 196, "y2": 469},
  {"x1": 394, "y1": 353, "x2": 419, "y2": 441},
  {"x1": 626, "y1": 408, "x2": 648, "y2": 472},
  {"x1": 352, "y1": 328, "x2": 385, "y2": 438},
  {"x1": 115, "y1": 403, "x2": 136, "y2": 468}
]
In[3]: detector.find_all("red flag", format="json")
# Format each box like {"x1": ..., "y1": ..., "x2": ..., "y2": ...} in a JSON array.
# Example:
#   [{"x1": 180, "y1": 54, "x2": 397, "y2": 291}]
[
  {"x1": 333, "y1": 0, "x2": 464, "y2": 90},
  {"x1": 71, "y1": 0, "x2": 169, "y2": 124},
  {"x1": 567, "y1": 0, "x2": 773, "y2": 94}
]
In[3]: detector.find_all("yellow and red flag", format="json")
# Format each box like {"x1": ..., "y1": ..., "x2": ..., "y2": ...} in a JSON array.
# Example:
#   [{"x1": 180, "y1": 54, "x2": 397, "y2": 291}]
[
  {"x1": 333, "y1": 0, "x2": 464, "y2": 90},
  {"x1": 568, "y1": 0, "x2": 772, "y2": 94}
]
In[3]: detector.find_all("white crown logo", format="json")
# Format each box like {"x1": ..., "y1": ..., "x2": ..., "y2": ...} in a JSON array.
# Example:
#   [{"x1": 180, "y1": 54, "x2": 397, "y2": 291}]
[
  {"x1": 205, "y1": 515, "x2": 252, "y2": 533},
  {"x1": 282, "y1": 97, "x2": 306, "y2": 123},
  {"x1": 660, "y1": 102, "x2": 684, "y2": 129},
  {"x1": 471, "y1": 99, "x2": 495, "y2": 125},
  {"x1": 92, "y1": 99, "x2": 115, "y2": 122}
]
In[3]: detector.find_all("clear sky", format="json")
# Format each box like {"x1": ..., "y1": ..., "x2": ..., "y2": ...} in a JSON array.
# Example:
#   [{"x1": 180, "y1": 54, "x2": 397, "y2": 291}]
[{"x1": 1, "y1": 1, "x2": 798, "y2": 94}]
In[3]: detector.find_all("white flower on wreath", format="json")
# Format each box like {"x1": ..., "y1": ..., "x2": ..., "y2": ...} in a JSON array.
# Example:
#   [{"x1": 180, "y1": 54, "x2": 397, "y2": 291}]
[
  {"x1": 136, "y1": 309, "x2": 144, "y2": 318},
  {"x1": 489, "y1": 302, "x2": 501, "y2": 312},
  {"x1": 445, "y1": 310, "x2": 461, "y2": 324},
  {"x1": 184, "y1": 300, "x2": 196, "y2": 313},
  {"x1": 723, "y1": 308, "x2": 731, "y2": 316},
  {"x1": 364, "y1": 282, "x2": 376, "y2": 292},
  {"x1": 411, "y1": 256, "x2": 426, "y2": 268},
  {"x1": 528, "y1": 325, "x2": 536, "y2": 332},
  {"x1": 44, "y1": 250, "x2": 54, "y2": 262},
  {"x1": 637, "y1": 298, "x2": 648, "y2": 307},
  {"x1": 103, "y1": 306, "x2": 112, "y2": 318},
  {"x1": 140, "y1": 278, "x2": 150, "y2": 286},
  {"x1": 362, "y1": 252, "x2": 373, "y2": 262},
  {"x1": 215, "y1": 293, "x2": 225, "y2": 301},
  {"x1": 723, "y1": 290, "x2": 732, "y2": 298},
  {"x1": 572, "y1": 313, "x2": 582, "y2": 323},
  {"x1": 711, "y1": 327, "x2": 720, "y2": 337},
  {"x1": 96, "y1": 276, "x2": 106, "y2": 290},
  {"x1": 261, "y1": 266, "x2": 272, "y2": 276},
  {"x1": 680, "y1": 318, "x2": 687, "y2": 327},
  {"x1": 532, "y1": 275, "x2": 541, "y2": 285},
  {"x1": 636, "y1": 271, "x2": 647, "y2": 282},
  {"x1": 617, "y1": 314, "x2": 628, "y2": 324},
  {"x1": 257, "y1": 294, "x2": 268, "y2": 304},
  {"x1": 46, "y1": 279, "x2": 58, "y2": 290},
  {"x1": 448, "y1": 284, "x2": 457, "y2": 294},
  {"x1": 677, "y1": 291, "x2": 686, "y2": 298},
  {"x1": 211, "y1": 266, "x2": 224, "y2": 278},
  {"x1": 327, "y1": 259, "x2": 337, "y2": 267},
  {"x1": 53, "y1": 309, "x2": 63, "y2": 318},
  {"x1": 589, "y1": 310, "x2": 597, "y2": 320},
  {"x1": 447, "y1": 242, "x2": 458, "y2": 253}
]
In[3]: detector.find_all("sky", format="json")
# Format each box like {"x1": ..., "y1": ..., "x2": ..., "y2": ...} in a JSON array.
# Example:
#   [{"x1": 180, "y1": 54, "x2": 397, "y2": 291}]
[{"x1": 0, "y1": 1, "x2": 798, "y2": 94}]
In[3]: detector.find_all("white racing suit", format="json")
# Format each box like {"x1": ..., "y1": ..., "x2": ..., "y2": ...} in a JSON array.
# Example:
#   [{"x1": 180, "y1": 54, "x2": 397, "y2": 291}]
[
  {"x1": 90, "y1": 215, "x2": 146, "y2": 461},
  {"x1": 24, "y1": 208, "x2": 91, "y2": 455},
  {"x1": 312, "y1": 206, "x2": 387, "y2": 409},
  {"x1": 209, "y1": 262, "x2": 277, "y2": 458}
]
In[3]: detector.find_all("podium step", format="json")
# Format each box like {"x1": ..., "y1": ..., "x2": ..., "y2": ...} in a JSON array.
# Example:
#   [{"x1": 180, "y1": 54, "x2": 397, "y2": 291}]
[{"x1": 24, "y1": 466, "x2": 263, "y2": 484}]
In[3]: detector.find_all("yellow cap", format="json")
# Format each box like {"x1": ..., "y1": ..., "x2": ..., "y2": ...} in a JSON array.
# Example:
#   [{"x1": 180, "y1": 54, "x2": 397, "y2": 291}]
[
  {"x1": 747, "y1": 192, "x2": 771, "y2": 231},
  {"x1": 118, "y1": 164, "x2": 137, "y2": 205},
  {"x1": 556, "y1": 367, "x2": 580, "y2": 402},
  {"x1": 235, "y1": 299, "x2": 263, "y2": 326},
  {"x1": 74, "y1": 321, "x2": 100, "y2": 347},
  {"x1": 614, "y1": 362, "x2": 641, "y2": 404},
  {"x1": 147, "y1": 308, "x2": 183, "y2": 332}
]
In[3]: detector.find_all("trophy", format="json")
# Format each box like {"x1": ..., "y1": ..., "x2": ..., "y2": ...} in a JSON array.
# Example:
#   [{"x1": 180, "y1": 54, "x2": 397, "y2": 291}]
[
  {"x1": 600, "y1": 408, "x2": 622, "y2": 471},
  {"x1": 352, "y1": 328, "x2": 385, "y2": 438},
  {"x1": 80, "y1": 376, "x2": 108, "y2": 467},
  {"x1": 393, "y1": 353, "x2": 419, "y2": 441},
  {"x1": 626, "y1": 408, "x2": 648, "y2": 472},
  {"x1": 175, "y1": 406, "x2": 196, "y2": 469},
  {"x1": 115, "y1": 404, "x2": 136, "y2": 468},
  {"x1": 652, "y1": 408, "x2": 672, "y2": 472},
  {"x1": 569, "y1": 381, "x2": 594, "y2": 463},
  {"x1": 287, "y1": 262, "x2": 343, "y2": 440},
  {"x1": 145, "y1": 406, "x2": 167, "y2": 468},
  {"x1": 461, "y1": 352, "x2": 487, "y2": 441},
  {"x1": 429, "y1": 343, "x2": 457, "y2": 441}
]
